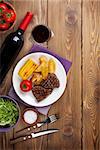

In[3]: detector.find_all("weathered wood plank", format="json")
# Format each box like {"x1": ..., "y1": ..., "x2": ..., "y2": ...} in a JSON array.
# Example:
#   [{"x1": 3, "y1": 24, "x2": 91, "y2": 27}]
[
  {"x1": 0, "y1": 0, "x2": 48, "y2": 150},
  {"x1": 47, "y1": 0, "x2": 82, "y2": 149},
  {"x1": 0, "y1": 1, "x2": 16, "y2": 150},
  {"x1": 13, "y1": 0, "x2": 48, "y2": 150},
  {"x1": 83, "y1": 0, "x2": 100, "y2": 150}
]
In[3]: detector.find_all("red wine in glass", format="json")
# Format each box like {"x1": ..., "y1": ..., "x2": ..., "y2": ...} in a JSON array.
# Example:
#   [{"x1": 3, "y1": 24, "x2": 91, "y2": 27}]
[{"x1": 32, "y1": 25, "x2": 51, "y2": 43}]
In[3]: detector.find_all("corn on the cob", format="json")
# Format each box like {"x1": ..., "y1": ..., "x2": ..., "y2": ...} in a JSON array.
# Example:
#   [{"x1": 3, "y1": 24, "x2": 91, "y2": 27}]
[{"x1": 18, "y1": 59, "x2": 38, "y2": 80}]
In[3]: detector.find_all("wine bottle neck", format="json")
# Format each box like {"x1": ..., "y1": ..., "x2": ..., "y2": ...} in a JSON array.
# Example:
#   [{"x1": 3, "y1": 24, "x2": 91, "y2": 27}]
[
  {"x1": 17, "y1": 28, "x2": 24, "y2": 35},
  {"x1": 19, "y1": 12, "x2": 33, "y2": 31}
]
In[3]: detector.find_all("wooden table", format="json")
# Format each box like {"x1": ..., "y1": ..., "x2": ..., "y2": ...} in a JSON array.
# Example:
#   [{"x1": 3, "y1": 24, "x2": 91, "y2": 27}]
[{"x1": 0, "y1": 0, "x2": 100, "y2": 150}]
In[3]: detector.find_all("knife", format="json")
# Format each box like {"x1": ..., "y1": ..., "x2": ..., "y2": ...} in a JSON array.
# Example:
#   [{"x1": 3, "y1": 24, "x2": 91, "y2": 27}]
[
  {"x1": 16, "y1": 114, "x2": 59, "y2": 135},
  {"x1": 10, "y1": 129, "x2": 59, "y2": 144}
]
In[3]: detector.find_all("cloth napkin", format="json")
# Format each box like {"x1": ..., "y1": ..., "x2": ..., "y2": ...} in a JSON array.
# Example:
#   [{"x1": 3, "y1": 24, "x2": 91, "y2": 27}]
[{"x1": 8, "y1": 44, "x2": 72, "y2": 115}]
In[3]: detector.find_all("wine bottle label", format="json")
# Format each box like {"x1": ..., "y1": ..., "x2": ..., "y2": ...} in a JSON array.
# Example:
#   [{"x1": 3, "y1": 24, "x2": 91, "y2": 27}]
[{"x1": 13, "y1": 36, "x2": 20, "y2": 42}]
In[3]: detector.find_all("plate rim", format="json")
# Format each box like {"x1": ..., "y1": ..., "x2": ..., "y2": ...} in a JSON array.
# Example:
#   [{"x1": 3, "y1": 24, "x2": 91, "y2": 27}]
[{"x1": 12, "y1": 52, "x2": 67, "y2": 107}]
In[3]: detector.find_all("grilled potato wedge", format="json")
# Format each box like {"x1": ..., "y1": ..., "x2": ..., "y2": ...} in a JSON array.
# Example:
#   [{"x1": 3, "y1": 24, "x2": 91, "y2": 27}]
[{"x1": 48, "y1": 58, "x2": 56, "y2": 73}]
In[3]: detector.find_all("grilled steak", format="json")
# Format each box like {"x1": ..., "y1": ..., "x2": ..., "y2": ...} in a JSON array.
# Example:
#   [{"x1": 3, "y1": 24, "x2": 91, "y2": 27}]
[
  {"x1": 32, "y1": 86, "x2": 52, "y2": 101},
  {"x1": 40, "y1": 73, "x2": 60, "y2": 89}
]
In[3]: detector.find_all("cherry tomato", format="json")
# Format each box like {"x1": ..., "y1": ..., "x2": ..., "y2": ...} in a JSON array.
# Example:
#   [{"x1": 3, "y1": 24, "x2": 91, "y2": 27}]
[
  {"x1": 20, "y1": 80, "x2": 32, "y2": 92},
  {"x1": 3, "y1": 9, "x2": 16, "y2": 23},
  {"x1": 0, "y1": 20, "x2": 9, "y2": 30},
  {"x1": 0, "y1": 3, "x2": 8, "y2": 14}
]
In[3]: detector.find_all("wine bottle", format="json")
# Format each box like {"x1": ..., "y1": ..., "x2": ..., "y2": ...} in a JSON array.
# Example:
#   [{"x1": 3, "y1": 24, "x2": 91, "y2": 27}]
[{"x1": 0, "y1": 12, "x2": 33, "y2": 84}]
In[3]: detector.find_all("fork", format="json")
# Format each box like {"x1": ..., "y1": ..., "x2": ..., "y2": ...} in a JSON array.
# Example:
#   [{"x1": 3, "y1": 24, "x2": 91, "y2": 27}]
[{"x1": 16, "y1": 114, "x2": 59, "y2": 135}]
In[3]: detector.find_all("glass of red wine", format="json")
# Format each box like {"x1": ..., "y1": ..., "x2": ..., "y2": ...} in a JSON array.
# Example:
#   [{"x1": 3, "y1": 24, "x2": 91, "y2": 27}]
[{"x1": 31, "y1": 25, "x2": 53, "y2": 43}]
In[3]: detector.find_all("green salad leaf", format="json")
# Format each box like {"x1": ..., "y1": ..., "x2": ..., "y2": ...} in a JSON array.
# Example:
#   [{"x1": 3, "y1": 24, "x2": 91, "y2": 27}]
[{"x1": 0, "y1": 98, "x2": 19, "y2": 126}]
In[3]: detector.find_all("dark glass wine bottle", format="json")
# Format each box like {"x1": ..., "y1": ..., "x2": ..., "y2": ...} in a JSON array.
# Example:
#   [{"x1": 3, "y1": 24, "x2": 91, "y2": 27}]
[{"x1": 0, "y1": 12, "x2": 33, "y2": 84}]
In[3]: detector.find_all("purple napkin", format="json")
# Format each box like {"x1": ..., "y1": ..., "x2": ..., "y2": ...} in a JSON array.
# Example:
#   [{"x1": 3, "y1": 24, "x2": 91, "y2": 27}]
[{"x1": 8, "y1": 44, "x2": 72, "y2": 115}]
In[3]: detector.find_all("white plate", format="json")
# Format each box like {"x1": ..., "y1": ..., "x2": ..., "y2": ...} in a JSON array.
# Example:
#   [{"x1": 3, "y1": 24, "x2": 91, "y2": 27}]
[{"x1": 12, "y1": 52, "x2": 67, "y2": 107}]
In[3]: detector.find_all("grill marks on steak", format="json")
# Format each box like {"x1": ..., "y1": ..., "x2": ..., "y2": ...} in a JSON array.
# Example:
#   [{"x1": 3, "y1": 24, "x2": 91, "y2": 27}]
[
  {"x1": 32, "y1": 86, "x2": 52, "y2": 101},
  {"x1": 40, "y1": 73, "x2": 60, "y2": 89},
  {"x1": 32, "y1": 73, "x2": 60, "y2": 101}
]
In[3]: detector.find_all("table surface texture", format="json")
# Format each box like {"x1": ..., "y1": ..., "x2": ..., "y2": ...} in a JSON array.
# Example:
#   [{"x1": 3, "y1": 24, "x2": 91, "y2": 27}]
[{"x1": 0, "y1": 0, "x2": 100, "y2": 150}]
